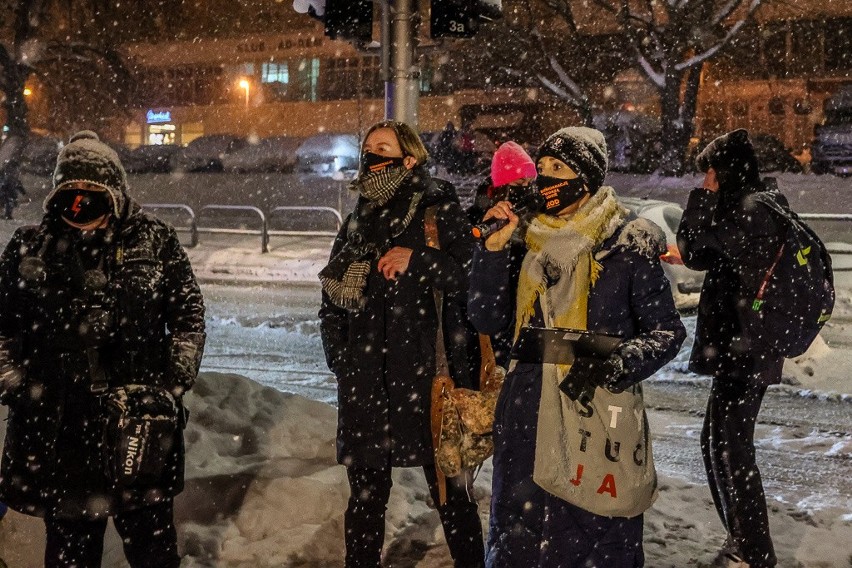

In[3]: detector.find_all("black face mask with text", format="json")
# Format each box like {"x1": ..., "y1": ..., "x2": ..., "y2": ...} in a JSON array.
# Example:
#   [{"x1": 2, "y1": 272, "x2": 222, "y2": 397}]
[
  {"x1": 536, "y1": 175, "x2": 587, "y2": 214},
  {"x1": 361, "y1": 152, "x2": 406, "y2": 175},
  {"x1": 50, "y1": 189, "x2": 112, "y2": 225}
]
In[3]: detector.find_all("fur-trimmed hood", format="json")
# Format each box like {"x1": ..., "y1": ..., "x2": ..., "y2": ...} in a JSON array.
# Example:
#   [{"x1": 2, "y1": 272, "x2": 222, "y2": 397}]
[{"x1": 596, "y1": 214, "x2": 667, "y2": 261}]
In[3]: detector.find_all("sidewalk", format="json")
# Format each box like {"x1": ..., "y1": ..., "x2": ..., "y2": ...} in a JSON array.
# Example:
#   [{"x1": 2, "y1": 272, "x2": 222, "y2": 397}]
[{"x1": 186, "y1": 235, "x2": 333, "y2": 285}]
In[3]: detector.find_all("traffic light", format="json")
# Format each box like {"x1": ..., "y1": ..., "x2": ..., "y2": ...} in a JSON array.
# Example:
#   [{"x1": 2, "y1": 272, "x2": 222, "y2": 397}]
[
  {"x1": 431, "y1": 0, "x2": 502, "y2": 39},
  {"x1": 324, "y1": 0, "x2": 373, "y2": 41}
]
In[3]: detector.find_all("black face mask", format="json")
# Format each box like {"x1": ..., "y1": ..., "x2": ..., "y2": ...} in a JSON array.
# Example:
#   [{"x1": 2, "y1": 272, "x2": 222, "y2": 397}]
[
  {"x1": 361, "y1": 152, "x2": 405, "y2": 175},
  {"x1": 51, "y1": 189, "x2": 112, "y2": 225},
  {"x1": 536, "y1": 175, "x2": 587, "y2": 214}
]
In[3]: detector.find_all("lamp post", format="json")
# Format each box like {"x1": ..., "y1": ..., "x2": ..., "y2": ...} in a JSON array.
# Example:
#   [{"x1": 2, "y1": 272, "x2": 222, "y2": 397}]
[{"x1": 239, "y1": 79, "x2": 250, "y2": 110}]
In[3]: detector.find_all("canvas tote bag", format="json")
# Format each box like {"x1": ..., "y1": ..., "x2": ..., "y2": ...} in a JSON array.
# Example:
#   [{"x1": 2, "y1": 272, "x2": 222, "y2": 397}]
[{"x1": 532, "y1": 290, "x2": 657, "y2": 518}]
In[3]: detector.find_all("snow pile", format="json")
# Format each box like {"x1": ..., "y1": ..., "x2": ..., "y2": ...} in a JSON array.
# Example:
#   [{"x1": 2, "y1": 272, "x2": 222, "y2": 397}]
[
  {"x1": 783, "y1": 291, "x2": 852, "y2": 394},
  {"x1": 1, "y1": 371, "x2": 851, "y2": 567}
]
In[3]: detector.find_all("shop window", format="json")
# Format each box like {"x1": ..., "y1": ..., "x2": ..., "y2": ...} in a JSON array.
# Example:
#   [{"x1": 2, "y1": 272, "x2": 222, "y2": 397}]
[
  {"x1": 762, "y1": 22, "x2": 788, "y2": 78},
  {"x1": 824, "y1": 18, "x2": 852, "y2": 72},
  {"x1": 789, "y1": 20, "x2": 821, "y2": 76},
  {"x1": 124, "y1": 123, "x2": 143, "y2": 148},
  {"x1": 292, "y1": 58, "x2": 320, "y2": 102},
  {"x1": 720, "y1": 22, "x2": 761, "y2": 78},
  {"x1": 768, "y1": 97, "x2": 785, "y2": 115},
  {"x1": 262, "y1": 62, "x2": 289, "y2": 84}
]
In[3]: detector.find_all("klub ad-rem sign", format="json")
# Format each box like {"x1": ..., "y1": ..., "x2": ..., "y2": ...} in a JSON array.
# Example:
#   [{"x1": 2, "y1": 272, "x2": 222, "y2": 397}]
[{"x1": 236, "y1": 36, "x2": 323, "y2": 54}]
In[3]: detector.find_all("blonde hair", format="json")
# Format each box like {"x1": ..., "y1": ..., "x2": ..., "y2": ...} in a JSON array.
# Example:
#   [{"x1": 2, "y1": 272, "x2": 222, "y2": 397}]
[{"x1": 362, "y1": 120, "x2": 429, "y2": 166}]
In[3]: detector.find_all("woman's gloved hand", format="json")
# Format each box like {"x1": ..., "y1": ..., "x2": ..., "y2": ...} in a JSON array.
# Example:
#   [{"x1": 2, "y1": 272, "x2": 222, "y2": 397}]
[{"x1": 558, "y1": 355, "x2": 624, "y2": 401}]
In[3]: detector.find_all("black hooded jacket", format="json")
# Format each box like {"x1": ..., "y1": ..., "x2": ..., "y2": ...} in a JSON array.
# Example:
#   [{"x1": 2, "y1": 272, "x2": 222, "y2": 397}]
[
  {"x1": 319, "y1": 167, "x2": 475, "y2": 469},
  {"x1": 0, "y1": 199, "x2": 205, "y2": 519},
  {"x1": 677, "y1": 131, "x2": 785, "y2": 384}
]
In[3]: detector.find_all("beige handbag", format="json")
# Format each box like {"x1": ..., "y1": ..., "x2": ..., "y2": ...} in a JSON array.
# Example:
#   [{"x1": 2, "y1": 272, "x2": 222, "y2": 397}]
[{"x1": 424, "y1": 206, "x2": 505, "y2": 504}]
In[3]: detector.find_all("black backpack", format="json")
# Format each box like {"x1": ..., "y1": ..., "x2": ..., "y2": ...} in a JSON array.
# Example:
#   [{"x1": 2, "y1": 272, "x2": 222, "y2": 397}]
[{"x1": 740, "y1": 192, "x2": 834, "y2": 358}]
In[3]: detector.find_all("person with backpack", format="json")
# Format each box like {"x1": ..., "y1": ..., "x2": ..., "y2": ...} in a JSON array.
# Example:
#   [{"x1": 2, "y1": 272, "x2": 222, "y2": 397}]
[
  {"x1": 318, "y1": 120, "x2": 484, "y2": 568},
  {"x1": 676, "y1": 129, "x2": 832, "y2": 568}
]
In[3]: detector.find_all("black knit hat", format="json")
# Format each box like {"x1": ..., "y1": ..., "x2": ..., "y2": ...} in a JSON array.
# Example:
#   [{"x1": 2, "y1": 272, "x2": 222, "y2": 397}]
[
  {"x1": 695, "y1": 129, "x2": 760, "y2": 185},
  {"x1": 537, "y1": 127, "x2": 608, "y2": 193},
  {"x1": 45, "y1": 130, "x2": 127, "y2": 217}
]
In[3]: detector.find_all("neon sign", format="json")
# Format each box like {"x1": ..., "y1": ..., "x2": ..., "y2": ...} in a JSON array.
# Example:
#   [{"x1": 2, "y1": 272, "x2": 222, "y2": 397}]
[{"x1": 146, "y1": 110, "x2": 172, "y2": 124}]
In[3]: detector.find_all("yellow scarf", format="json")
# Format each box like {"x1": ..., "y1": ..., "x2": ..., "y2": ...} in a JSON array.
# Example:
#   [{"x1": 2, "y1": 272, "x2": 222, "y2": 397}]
[{"x1": 514, "y1": 187, "x2": 628, "y2": 348}]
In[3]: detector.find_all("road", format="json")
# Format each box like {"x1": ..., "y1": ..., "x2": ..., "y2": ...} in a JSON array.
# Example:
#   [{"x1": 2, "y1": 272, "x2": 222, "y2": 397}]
[{"x1": 200, "y1": 282, "x2": 852, "y2": 513}]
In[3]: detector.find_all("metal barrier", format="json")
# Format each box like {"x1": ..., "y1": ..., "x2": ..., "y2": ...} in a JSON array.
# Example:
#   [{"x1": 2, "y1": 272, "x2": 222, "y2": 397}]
[
  {"x1": 268, "y1": 206, "x2": 343, "y2": 237},
  {"x1": 141, "y1": 203, "x2": 199, "y2": 247},
  {"x1": 800, "y1": 214, "x2": 852, "y2": 270},
  {"x1": 198, "y1": 205, "x2": 269, "y2": 253}
]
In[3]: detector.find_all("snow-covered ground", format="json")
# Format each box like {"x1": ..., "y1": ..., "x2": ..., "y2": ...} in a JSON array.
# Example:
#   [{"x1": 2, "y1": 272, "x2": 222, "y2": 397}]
[{"x1": 0, "y1": 173, "x2": 850, "y2": 567}]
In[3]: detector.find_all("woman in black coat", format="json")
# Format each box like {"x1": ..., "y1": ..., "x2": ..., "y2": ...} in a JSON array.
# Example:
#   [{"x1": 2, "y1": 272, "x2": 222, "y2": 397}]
[
  {"x1": 319, "y1": 120, "x2": 484, "y2": 568},
  {"x1": 0, "y1": 131, "x2": 205, "y2": 568},
  {"x1": 469, "y1": 127, "x2": 685, "y2": 567},
  {"x1": 677, "y1": 129, "x2": 785, "y2": 568}
]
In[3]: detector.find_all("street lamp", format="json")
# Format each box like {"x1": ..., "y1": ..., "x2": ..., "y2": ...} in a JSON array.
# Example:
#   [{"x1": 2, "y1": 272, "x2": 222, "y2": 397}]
[
  {"x1": 23, "y1": 87, "x2": 33, "y2": 97},
  {"x1": 239, "y1": 79, "x2": 250, "y2": 110}
]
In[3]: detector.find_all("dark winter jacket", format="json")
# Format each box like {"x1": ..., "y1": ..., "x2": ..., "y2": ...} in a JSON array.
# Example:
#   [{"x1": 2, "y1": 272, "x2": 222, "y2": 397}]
[
  {"x1": 0, "y1": 201, "x2": 206, "y2": 519},
  {"x1": 677, "y1": 182, "x2": 785, "y2": 385},
  {"x1": 468, "y1": 213, "x2": 685, "y2": 567},
  {"x1": 0, "y1": 172, "x2": 25, "y2": 199},
  {"x1": 319, "y1": 170, "x2": 475, "y2": 469}
]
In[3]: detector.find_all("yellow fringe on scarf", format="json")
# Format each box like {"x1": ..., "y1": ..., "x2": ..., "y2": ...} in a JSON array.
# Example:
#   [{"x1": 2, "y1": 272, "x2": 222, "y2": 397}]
[{"x1": 513, "y1": 187, "x2": 627, "y2": 343}]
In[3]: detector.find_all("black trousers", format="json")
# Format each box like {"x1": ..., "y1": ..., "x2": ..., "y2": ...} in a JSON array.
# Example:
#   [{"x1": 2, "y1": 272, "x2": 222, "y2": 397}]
[
  {"x1": 701, "y1": 379, "x2": 776, "y2": 568},
  {"x1": 44, "y1": 500, "x2": 179, "y2": 568},
  {"x1": 345, "y1": 464, "x2": 485, "y2": 568}
]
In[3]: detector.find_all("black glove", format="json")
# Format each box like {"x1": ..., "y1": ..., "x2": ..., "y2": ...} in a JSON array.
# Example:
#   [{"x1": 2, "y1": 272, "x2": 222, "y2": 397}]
[
  {"x1": 168, "y1": 333, "x2": 205, "y2": 396},
  {"x1": 559, "y1": 355, "x2": 624, "y2": 402}
]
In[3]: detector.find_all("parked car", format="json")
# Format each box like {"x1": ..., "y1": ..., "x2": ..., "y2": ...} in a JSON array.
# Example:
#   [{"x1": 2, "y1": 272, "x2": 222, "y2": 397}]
[
  {"x1": 619, "y1": 196, "x2": 705, "y2": 310},
  {"x1": 102, "y1": 140, "x2": 153, "y2": 175},
  {"x1": 295, "y1": 133, "x2": 359, "y2": 177},
  {"x1": 172, "y1": 134, "x2": 249, "y2": 173},
  {"x1": 811, "y1": 84, "x2": 852, "y2": 176},
  {"x1": 19, "y1": 135, "x2": 62, "y2": 175},
  {"x1": 128, "y1": 144, "x2": 182, "y2": 173},
  {"x1": 221, "y1": 136, "x2": 304, "y2": 173}
]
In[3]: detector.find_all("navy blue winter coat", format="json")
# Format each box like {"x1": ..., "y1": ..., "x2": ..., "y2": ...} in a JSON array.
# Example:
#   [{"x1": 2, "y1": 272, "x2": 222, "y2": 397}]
[
  {"x1": 468, "y1": 214, "x2": 685, "y2": 568},
  {"x1": 677, "y1": 183, "x2": 785, "y2": 385}
]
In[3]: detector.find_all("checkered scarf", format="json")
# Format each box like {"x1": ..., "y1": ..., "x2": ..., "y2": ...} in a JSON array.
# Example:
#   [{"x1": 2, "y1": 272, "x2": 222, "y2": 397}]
[{"x1": 320, "y1": 169, "x2": 422, "y2": 310}]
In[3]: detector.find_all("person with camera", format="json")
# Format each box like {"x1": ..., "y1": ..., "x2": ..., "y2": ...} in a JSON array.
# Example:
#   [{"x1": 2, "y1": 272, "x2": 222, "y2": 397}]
[
  {"x1": 468, "y1": 127, "x2": 685, "y2": 567},
  {"x1": 0, "y1": 131, "x2": 205, "y2": 567},
  {"x1": 319, "y1": 120, "x2": 484, "y2": 567}
]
